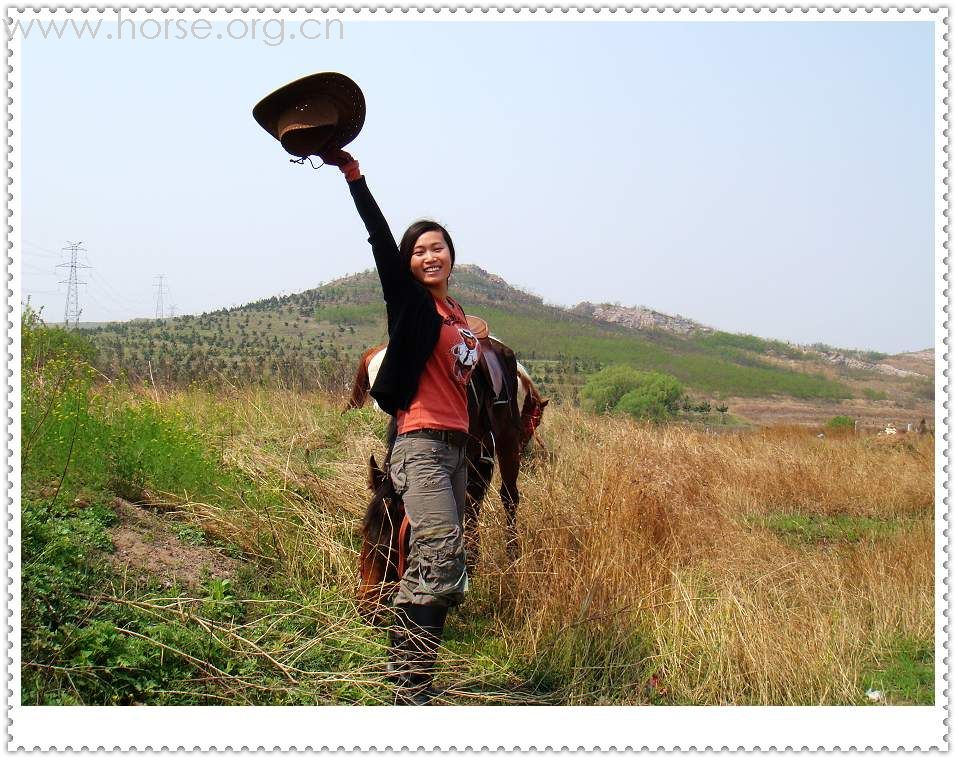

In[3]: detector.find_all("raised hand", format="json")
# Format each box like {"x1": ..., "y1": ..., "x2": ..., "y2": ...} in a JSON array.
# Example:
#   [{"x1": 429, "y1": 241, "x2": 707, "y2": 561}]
[
  {"x1": 318, "y1": 148, "x2": 354, "y2": 167},
  {"x1": 318, "y1": 148, "x2": 361, "y2": 181},
  {"x1": 341, "y1": 159, "x2": 362, "y2": 182}
]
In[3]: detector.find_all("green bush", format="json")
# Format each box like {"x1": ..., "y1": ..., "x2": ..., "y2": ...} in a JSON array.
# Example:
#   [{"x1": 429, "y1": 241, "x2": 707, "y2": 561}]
[
  {"x1": 615, "y1": 374, "x2": 685, "y2": 422},
  {"x1": 825, "y1": 415, "x2": 855, "y2": 432},
  {"x1": 580, "y1": 366, "x2": 648, "y2": 413},
  {"x1": 581, "y1": 366, "x2": 684, "y2": 421}
]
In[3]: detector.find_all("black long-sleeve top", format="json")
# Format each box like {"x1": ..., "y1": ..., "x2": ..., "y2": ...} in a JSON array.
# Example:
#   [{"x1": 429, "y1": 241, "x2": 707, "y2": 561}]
[{"x1": 347, "y1": 176, "x2": 443, "y2": 416}]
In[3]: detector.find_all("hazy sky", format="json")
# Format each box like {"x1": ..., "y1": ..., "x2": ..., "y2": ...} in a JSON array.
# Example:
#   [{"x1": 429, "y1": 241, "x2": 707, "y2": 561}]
[{"x1": 20, "y1": 17, "x2": 936, "y2": 353}]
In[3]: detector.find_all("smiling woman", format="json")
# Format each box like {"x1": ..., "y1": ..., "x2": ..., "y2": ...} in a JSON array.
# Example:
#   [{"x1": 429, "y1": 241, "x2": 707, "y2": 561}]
[
  {"x1": 405, "y1": 227, "x2": 455, "y2": 297},
  {"x1": 319, "y1": 146, "x2": 480, "y2": 706}
]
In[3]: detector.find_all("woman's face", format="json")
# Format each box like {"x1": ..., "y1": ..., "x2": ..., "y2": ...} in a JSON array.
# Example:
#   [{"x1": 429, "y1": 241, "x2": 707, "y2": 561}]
[{"x1": 409, "y1": 230, "x2": 452, "y2": 290}]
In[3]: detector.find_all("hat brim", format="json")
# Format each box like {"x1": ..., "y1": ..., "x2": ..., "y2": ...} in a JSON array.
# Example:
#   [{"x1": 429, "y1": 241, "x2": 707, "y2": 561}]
[{"x1": 253, "y1": 72, "x2": 365, "y2": 156}]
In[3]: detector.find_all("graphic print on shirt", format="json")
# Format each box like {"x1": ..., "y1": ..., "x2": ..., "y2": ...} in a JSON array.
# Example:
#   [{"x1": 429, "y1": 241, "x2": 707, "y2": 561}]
[{"x1": 449, "y1": 325, "x2": 480, "y2": 384}]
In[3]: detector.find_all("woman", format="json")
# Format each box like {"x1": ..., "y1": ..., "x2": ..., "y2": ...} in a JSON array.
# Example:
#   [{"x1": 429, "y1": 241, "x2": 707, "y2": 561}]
[{"x1": 322, "y1": 148, "x2": 480, "y2": 705}]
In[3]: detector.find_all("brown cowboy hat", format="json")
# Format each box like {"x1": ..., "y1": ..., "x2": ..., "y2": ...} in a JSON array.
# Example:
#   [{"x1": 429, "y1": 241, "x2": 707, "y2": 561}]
[{"x1": 253, "y1": 72, "x2": 365, "y2": 159}]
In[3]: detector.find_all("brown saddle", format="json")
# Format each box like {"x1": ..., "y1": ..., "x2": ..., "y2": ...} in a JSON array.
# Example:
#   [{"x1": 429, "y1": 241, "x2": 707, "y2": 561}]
[{"x1": 467, "y1": 314, "x2": 518, "y2": 415}]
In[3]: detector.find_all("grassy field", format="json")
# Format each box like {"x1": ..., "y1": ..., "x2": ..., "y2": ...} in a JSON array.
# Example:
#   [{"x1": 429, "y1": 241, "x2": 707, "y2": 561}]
[{"x1": 21, "y1": 316, "x2": 935, "y2": 705}]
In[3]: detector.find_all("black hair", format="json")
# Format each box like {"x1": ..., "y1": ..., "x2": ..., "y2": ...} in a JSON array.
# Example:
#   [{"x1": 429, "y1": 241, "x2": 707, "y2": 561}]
[{"x1": 398, "y1": 220, "x2": 456, "y2": 274}]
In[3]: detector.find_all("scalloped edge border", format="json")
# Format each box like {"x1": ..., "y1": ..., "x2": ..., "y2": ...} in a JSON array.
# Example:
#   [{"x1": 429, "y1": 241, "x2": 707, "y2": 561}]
[{"x1": 3, "y1": 5, "x2": 949, "y2": 751}]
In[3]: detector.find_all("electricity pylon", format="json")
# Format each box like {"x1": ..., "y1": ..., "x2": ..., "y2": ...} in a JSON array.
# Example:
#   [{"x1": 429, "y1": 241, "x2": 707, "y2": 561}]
[
  {"x1": 56, "y1": 241, "x2": 88, "y2": 329},
  {"x1": 154, "y1": 275, "x2": 168, "y2": 319}
]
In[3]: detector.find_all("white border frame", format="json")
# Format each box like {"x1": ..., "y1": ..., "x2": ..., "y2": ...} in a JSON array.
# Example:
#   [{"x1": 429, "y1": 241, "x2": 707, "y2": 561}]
[{"x1": 5, "y1": 6, "x2": 949, "y2": 751}]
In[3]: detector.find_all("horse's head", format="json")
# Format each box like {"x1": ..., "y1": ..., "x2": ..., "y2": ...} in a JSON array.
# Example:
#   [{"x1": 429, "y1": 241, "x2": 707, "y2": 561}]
[
  {"x1": 357, "y1": 453, "x2": 405, "y2": 624},
  {"x1": 520, "y1": 394, "x2": 549, "y2": 452}
]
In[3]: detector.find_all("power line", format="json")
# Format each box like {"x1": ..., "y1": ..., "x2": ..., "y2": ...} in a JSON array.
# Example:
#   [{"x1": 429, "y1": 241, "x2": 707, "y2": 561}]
[
  {"x1": 23, "y1": 260, "x2": 58, "y2": 276},
  {"x1": 87, "y1": 269, "x2": 140, "y2": 310},
  {"x1": 22, "y1": 240, "x2": 67, "y2": 258},
  {"x1": 56, "y1": 241, "x2": 88, "y2": 329},
  {"x1": 83, "y1": 288, "x2": 130, "y2": 319}
]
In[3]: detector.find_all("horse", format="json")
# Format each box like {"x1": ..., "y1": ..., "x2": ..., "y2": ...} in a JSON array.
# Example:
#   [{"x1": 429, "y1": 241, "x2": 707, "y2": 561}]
[{"x1": 348, "y1": 331, "x2": 548, "y2": 617}]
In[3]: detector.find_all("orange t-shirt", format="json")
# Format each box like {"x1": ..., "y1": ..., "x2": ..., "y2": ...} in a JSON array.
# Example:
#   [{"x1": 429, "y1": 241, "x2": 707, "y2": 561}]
[{"x1": 397, "y1": 295, "x2": 481, "y2": 434}]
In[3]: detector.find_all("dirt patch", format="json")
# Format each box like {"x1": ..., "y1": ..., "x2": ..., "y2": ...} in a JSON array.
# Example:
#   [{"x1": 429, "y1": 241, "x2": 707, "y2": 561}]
[
  {"x1": 722, "y1": 396, "x2": 934, "y2": 430},
  {"x1": 108, "y1": 498, "x2": 241, "y2": 589}
]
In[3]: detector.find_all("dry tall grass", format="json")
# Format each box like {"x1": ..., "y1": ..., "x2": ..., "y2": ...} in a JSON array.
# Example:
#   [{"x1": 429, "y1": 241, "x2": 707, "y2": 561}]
[
  {"x1": 481, "y1": 406, "x2": 933, "y2": 704},
  {"x1": 152, "y1": 387, "x2": 934, "y2": 705}
]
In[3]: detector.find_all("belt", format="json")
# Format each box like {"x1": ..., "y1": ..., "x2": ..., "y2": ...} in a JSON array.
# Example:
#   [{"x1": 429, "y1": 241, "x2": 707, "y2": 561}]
[{"x1": 398, "y1": 428, "x2": 469, "y2": 447}]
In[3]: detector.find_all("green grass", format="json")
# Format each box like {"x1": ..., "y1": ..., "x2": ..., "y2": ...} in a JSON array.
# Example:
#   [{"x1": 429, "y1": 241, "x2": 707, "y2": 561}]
[
  {"x1": 313, "y1": 303, "x2": 383, "y2": 326},
  {"x1": 693, "y1": 330, "x2": 810, "y2": 361},
  {"x1": 862, "y1": 636, "x2": 934, "y2": 705},
  {"x1": 21, "y1": 313, "x2": 393, "y2": 705},
  {"x1": 749, "y1": 513, "x2": 902, "y2": 545},
  {"x1": 21, "y1": 486, "x2": 387, "y2": 705}
]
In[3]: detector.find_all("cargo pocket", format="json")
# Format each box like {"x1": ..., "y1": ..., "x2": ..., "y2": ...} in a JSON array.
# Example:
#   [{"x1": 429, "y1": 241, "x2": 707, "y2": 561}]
[
  {"x1": 405, "y1": 445, "x2": 446, "y2": 491},
  {"x1": 418, "y1": 530, "x2": 467, "y2": 599},
  {"x1": 388, "y1": 449, "x2": 408, "y2": 497}
]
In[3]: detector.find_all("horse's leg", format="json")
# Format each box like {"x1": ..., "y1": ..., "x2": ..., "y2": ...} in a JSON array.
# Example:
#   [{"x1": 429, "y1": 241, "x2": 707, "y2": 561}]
[
  {"x1": 464, "y1": 440, "x2": 492, "y2": 575},
  {"x1": 498, "y1": 428, "x2": 521, "y2": 562}
]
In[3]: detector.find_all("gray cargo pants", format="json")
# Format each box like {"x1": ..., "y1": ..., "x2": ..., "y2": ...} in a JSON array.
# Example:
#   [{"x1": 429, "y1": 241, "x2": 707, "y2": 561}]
[{"x1": 389, "y1": 434, "x2": 468, "y2": 608}]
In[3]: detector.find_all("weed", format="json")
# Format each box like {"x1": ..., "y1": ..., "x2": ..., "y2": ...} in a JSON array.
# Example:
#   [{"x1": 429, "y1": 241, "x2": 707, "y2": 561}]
[{"x1": 172, "y1": 522, "x2": 207, "y2": 546}]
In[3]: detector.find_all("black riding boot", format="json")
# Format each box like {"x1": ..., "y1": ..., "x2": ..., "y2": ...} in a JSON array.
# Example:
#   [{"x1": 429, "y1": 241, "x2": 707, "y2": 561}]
[
  {"x1": 386, "y1": 606, "x2": 414, "y2": 683},
  {"x1": 388, "y1": 603, "x2": 448, "y2": 705}
]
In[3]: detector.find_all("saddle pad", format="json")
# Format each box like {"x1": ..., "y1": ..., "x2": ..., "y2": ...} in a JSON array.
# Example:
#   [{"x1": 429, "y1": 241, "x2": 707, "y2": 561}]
[{"x1": 478, "y1": 340, "x2": 505, "y2": 400}]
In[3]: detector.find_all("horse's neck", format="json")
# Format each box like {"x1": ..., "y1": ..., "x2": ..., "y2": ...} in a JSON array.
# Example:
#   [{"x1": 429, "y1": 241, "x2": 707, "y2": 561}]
[
  {"x1": 366, "y1": 347, "x2": 387, "y2": 411},
  {"x1": 515, "y1": 360, "x2": 532, "y2": 410}
]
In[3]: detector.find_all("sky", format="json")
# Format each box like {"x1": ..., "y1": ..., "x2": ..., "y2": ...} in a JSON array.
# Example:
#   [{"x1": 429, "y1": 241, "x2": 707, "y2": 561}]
[{"x1": 19, "y1": 16, "x2": 937, "y2": 353}]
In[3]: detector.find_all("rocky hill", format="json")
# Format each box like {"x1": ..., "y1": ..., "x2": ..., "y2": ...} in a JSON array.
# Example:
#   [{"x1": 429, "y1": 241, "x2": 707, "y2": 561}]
[
  {"x1": 816, "y1": 350, "x2": 926, "y2": 379},
  {"x1": 573, "y1": 302, "x2": 712, "y2": 335}
]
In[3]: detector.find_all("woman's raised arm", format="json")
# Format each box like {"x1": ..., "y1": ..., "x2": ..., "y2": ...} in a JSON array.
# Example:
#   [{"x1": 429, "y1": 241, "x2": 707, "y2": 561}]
[{"x1": 321, "y1": 150, "x2": 410, "y2": 306}]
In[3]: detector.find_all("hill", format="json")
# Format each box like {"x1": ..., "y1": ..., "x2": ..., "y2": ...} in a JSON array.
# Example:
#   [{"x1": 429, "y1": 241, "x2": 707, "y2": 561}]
[{"x1": 83, "y1": 265, "x2": 933, "y2": 426}]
